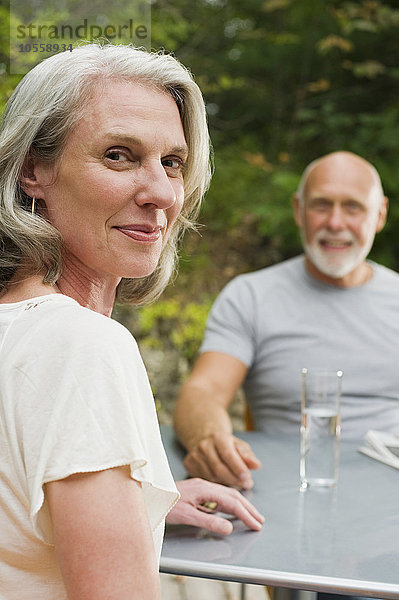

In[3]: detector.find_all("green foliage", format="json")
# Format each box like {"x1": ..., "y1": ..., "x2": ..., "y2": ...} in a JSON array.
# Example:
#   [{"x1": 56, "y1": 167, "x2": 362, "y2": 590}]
[
  {"x1": 201, "y1": 144, "x2": 301, "y2": 257},
  {"x1": 0, "y1": 5, "x2": 23, "y2": 106},
  {"x1": 136, "y1": 299, "x2": 213, "y2": 362},
  {"x1": 1, "y1": 0, "x2": 399, "y2": 290},
  {"x1": 2, "y1": 0, "x2": 399, "y2": 411},
  {"x1": 154, "y1": 0, "x2": 399, "y2": 279}
]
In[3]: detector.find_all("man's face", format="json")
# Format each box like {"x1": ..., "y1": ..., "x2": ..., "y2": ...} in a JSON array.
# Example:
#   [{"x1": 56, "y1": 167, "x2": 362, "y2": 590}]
[{"x1": 294, "y1": 155, "x2": 387, "y2": 286}]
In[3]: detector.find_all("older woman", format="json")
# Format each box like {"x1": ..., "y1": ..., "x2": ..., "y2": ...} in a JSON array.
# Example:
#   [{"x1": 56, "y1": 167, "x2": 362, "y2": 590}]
[{"x1": 0, "y1": 44, "x2": 263, "y2": 599}]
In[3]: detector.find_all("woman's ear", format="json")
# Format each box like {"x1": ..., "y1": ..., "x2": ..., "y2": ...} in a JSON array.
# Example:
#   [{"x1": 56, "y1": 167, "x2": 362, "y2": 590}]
[
  {"x1": 19, "y1": 154, "x2": 51, "y2": 198},
  {"x1": 19, "y1": 155, "x2": 36, "y2": 197}
]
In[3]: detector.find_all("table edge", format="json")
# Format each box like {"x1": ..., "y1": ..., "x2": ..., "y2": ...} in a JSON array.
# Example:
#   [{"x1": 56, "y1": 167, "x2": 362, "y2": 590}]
[{"x1": 160, "y1": 557, "x2": 399, "y2": 598}]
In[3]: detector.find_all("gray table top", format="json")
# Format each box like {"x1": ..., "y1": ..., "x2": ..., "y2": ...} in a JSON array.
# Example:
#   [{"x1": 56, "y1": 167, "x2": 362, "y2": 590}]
[{"x1": 160, "y1": 426, "x2": 399, "y2": 598}]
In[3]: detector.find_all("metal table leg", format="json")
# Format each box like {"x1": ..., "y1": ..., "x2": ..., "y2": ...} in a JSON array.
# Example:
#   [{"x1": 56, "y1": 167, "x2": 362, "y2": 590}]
[{"x1": 273, "y1": 588, "x2": 317, "y2": 600}]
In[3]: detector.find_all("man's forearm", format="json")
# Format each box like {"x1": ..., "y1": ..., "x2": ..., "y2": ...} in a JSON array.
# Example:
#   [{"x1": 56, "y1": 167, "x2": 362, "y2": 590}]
[
  {"x1": 173, "y1": 356, "x2": 260, "y2": 489},
  {"x1": 174, "y1": 383, "x2": 233, "y2": 451}
]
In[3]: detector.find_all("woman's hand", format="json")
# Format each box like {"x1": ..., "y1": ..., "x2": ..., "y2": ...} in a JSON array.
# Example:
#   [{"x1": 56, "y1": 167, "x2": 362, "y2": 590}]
[{"x1": 166, "y1": 478, "x2": 265, "y2": 535}]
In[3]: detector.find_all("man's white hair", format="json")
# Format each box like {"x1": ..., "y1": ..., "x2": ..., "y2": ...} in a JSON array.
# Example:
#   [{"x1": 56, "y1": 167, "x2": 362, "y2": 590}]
[{"x1": 295, "y1": 151, "x2": 385, "y2": 208}]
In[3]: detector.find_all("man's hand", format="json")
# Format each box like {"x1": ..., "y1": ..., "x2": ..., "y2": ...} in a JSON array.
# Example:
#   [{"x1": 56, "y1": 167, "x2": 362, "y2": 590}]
[
  {"x1": 183, "y1": 432, "x2": 261, "y2": 490},
  {"x1": 166, "y1": 478, "x2": 264, "y2": 535}
]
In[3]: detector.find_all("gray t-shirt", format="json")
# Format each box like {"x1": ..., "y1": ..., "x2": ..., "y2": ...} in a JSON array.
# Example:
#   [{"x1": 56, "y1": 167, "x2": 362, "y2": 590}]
[{"x1": 200, "y1": 256, "x2": 399, "y2": 439}]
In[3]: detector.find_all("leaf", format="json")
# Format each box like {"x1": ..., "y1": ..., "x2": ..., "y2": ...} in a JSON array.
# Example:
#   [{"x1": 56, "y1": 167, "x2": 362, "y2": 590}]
[{"x1": 317, "y1": 34, "x2": 354, "y2": 53}]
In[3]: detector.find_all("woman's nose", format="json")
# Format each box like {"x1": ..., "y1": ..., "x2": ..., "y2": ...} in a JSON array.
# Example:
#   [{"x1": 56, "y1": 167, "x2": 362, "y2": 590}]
[{"x1": 133, "y1": 163, "x2": 177, "y2": 210}]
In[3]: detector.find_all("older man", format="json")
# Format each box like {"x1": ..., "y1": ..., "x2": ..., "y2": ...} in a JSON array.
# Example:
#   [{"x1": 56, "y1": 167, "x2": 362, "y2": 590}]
[{"x1": 174, "y1": 151, "x2": 399, "y2": 490}]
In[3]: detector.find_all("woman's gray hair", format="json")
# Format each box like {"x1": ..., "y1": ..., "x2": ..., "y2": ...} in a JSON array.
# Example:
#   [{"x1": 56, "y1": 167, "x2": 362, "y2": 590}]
[{"x1": 0, "y1": 43, "x2": 212, "y2": 304}]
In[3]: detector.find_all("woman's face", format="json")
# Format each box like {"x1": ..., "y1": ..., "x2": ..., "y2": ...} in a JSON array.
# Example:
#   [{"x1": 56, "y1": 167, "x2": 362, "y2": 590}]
[{"x1": 33, "y1": 80, "x2": 188, "y2": 285}]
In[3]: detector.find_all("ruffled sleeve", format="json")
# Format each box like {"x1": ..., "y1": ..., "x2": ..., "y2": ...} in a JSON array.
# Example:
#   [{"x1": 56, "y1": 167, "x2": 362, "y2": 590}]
[{"x1": 2, "y1": 298, "x2": 178, "y2": 552}]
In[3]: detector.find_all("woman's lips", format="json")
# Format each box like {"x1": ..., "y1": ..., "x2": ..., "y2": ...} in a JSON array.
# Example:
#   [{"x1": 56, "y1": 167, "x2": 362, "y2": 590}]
[{"x1": 115, "y1": 224, "x2": 163, "y2": 243}]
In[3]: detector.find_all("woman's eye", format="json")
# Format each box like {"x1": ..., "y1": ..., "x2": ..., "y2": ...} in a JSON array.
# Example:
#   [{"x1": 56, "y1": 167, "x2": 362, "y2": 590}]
[
  {"x1": 105, "y1": 150, "x2": 129, "y2": 162},
  {"x1": 162, "y1": 157, "x2": 184, "y2": 171}
]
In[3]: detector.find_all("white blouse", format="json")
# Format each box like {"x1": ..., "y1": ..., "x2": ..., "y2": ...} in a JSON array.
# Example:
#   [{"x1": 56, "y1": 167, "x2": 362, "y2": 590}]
[{"x1": 0, "y1": 294, "x2": 178, "y2": 599}]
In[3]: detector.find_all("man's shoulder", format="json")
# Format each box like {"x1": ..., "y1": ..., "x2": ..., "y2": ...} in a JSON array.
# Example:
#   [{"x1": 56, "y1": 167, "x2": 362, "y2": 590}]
[
  {"x1": 227, "y1": 255, "x2": 304, "y2": 291},
  {"x1": 369, "y1": 261, "x2": 399, "y2": 295},
  {"x1": 371, "y1": 260, "x2": 399, "y2": 281}
]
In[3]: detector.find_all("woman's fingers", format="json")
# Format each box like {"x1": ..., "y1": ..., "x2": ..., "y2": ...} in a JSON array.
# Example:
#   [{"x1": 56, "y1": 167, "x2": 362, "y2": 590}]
[{"x1": 167, "y1": 478, "x2": 265, "y2": 534}]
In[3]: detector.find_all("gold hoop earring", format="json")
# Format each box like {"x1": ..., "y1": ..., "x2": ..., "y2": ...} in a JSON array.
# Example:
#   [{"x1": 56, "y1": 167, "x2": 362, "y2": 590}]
[{"x1": 31, "y1": 197, "x2": 35, "y2": 215}]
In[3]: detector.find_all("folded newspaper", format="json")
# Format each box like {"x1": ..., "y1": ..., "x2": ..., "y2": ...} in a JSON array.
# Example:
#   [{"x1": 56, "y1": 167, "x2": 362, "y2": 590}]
[{"x1": 359, "y1": 430, "x2": 399, "y2": 469}]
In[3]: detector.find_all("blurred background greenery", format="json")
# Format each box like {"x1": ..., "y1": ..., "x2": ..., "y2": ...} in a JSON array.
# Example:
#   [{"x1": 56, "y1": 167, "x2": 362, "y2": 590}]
[{"x1": 1, "y1": 0, "x2": 399, "y2": 417}]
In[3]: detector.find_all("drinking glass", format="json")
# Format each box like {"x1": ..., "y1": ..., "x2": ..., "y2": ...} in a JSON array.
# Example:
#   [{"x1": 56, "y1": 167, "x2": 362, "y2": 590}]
[{"x1": 300, "y1": 368, "x2": 343, "y2": 489}]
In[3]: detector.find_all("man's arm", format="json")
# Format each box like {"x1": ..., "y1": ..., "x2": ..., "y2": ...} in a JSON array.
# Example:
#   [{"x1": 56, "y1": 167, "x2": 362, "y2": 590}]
[
  {"x1": 174, "y1": 351, "x2": 261, "y2": 489},
  {"x1": 46, "y1": 466, "x2": 160, "y2": 600}
]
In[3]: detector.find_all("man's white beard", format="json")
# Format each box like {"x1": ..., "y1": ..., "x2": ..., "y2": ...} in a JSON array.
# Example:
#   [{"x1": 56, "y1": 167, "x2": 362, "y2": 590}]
[{"x1": 302, "y1": 228, "x2": 376, "y2": 279}]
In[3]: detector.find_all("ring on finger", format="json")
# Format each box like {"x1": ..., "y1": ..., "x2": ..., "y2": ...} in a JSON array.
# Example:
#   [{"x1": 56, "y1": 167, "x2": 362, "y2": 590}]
[{"x1": 199, "y1": 501, "x2": 218, "y2": 512}]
